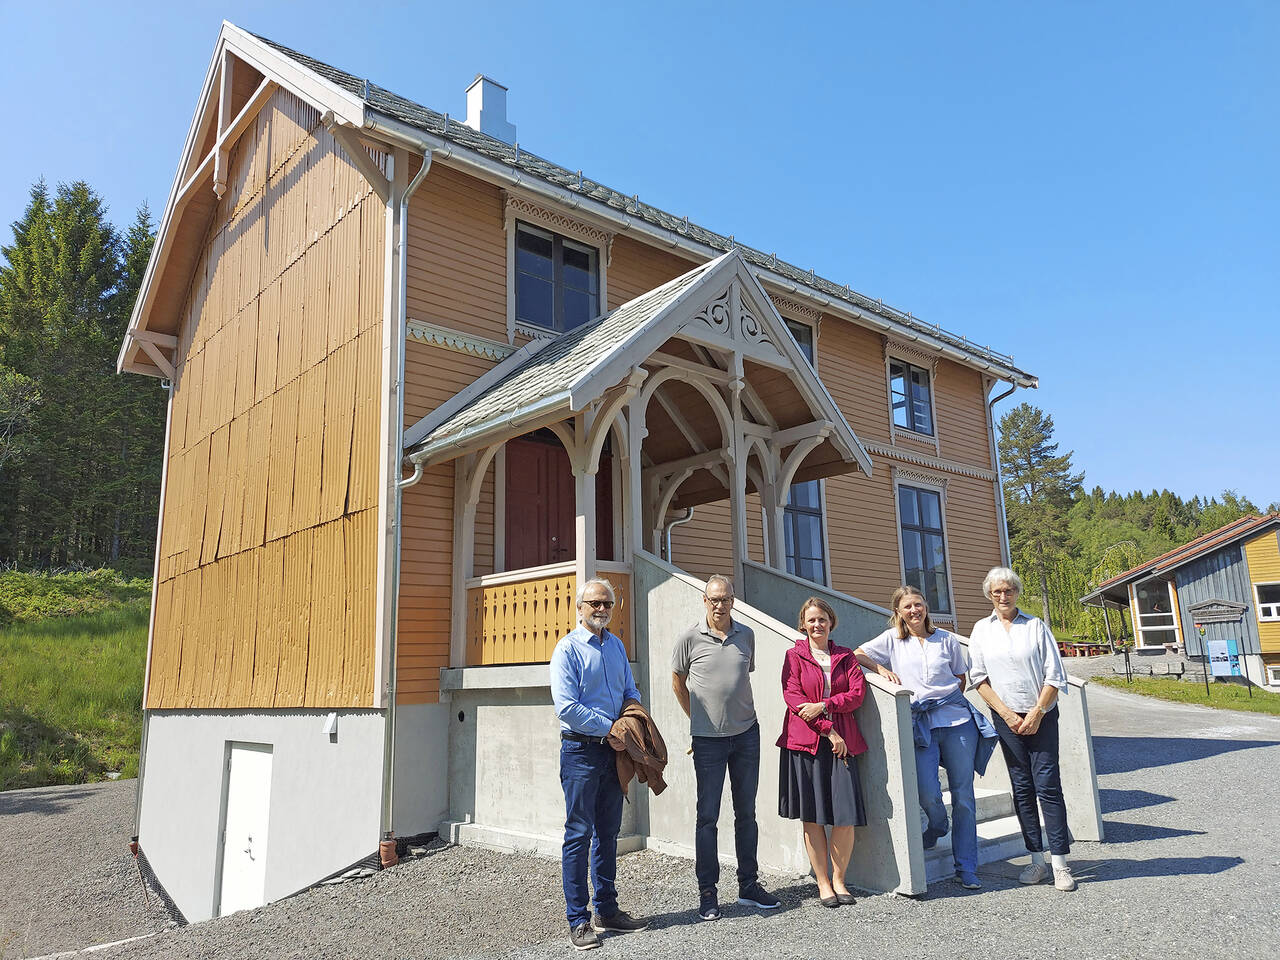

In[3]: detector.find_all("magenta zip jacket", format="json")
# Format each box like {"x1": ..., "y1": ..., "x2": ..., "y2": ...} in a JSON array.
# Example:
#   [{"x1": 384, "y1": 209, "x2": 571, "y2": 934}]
[{"x1": 776, "y1": 637, "x2": 869, "y2": 756}]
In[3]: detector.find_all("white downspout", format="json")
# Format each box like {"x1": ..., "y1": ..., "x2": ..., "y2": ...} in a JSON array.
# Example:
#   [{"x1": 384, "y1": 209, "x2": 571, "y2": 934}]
[
  {"x1": 380, "y1": 144, "x2": 434, "y2": 845},
  {"x1": 987, "y1": 381, "x2": 1017, "y2": 567}
]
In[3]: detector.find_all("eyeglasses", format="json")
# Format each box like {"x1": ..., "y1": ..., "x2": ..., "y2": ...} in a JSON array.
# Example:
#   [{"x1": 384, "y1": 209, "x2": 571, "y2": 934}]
[
  {"x1": 582, "y1": 599, "x2": 615, "y2": 610},
  {"x1": 704, "y1": 596, "x2": 733, "y2": 606},
  {"x1": 991, "y1": 588, "x2": 1018, "y2": 596}
]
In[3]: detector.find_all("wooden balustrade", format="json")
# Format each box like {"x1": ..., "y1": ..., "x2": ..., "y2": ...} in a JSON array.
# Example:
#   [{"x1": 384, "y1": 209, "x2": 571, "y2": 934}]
[{"x1": 464, "y1": 564, "x2": 632, "y2": 666}]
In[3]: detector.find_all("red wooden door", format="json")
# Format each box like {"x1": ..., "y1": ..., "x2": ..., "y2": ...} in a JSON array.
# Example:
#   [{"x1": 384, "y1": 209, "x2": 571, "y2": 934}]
[{"x1": 505, "y1": 437, "x2": 613, "y2": 569}]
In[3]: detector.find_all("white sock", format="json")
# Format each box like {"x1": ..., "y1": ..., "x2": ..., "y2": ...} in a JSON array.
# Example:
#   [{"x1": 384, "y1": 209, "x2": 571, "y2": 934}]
[
  {"x1": 1051, "y1": 854, "x2": 1068, "y2": 870},
  {"x1": 1029, "y1": 851, "x2": 1046, "y2": 866}
]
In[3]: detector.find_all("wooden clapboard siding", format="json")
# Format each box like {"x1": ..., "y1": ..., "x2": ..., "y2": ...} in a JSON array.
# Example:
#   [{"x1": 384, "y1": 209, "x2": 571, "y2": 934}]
[
  {"x1": 1245, "y1": 531, "x2": 1280, "y2": 653},
  {"x1": 397, "y1": 461, "x2": 455, "y2": 703},
  {"x1": 404, "y1": 164, "x2": 508, "y2": 342},
  {"x1": 146, "y1": 87, "x2": 384, "y2": 710},
  {"x1": 934, "y1": 359, "x2": 995, "y2": 468},
  {"x1": 815, "y1": 319, "x2": 893, "y2": 444},
  {"x1": 668, "y1": 495, "x2": 765, "y2": 582},
  {"x1": 608, "y1": 235, "x2": 698, "y2": 307}
]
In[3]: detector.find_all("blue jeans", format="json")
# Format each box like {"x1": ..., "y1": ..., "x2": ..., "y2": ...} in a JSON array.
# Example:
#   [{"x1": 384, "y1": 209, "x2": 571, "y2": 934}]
[
  {"x1": 992, "y1": 709, "x2": 1070, "y2": 855},
  {"x1": 560, "y1": 739, "x2": 624, "y2": 927},
  {"x1": 691, "y1": 722, "x2": 760, "y2": 893},
  {"x1": 915, "y1": 718, "x2": 979, "y2": 875}
]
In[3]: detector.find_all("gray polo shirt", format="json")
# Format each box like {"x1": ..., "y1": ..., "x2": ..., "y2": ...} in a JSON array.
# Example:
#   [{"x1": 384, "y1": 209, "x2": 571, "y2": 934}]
[{"x1": 671, "y1": 619, "x2": 757, "y2": 737}]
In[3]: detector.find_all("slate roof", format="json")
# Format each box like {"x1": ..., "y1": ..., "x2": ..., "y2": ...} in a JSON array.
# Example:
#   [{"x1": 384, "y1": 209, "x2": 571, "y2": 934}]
[
  {"x1": 414, "y1": 257, "x2": 721, "y2": 452},
  {"x1": 251, "y1": 31, "x2": 1036, "y2": 386},
  {"x1": 1081, "y1": 513, "x2": 1280, "y2": 604}
]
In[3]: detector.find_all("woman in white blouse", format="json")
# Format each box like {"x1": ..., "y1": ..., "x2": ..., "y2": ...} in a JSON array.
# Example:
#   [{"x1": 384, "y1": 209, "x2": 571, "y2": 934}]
[{"x1": 969, "y1": 567, "x2": 1076, "y2": 891}]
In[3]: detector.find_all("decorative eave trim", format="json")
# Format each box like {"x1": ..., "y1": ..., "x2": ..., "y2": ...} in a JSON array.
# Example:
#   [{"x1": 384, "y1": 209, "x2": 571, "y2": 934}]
[
  {"x1": 504, "y1": 193, "x2": 614, "y2": 262},
  {"x1": 884, "y1": 335, "x2": 939, "y2": 370},
  {"x1": 865, "y1": 440, "x2": 997, "y2": 482},
  {"x1": 770, "y1": 294, "x2": 821, "y2": 324},
  {"x1": 891, "y1": 465, "x2": 951, "y2": 495},
  {"x1": 406, "y1": 318, "x2": 516, "y2": 360}
]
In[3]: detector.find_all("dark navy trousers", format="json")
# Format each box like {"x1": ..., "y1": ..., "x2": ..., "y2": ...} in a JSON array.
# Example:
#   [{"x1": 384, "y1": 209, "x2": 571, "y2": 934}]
[
  {"x1": 992, "y1": 708, "x2": 1071, "y2": 856},
  {"x1": 691, "y1": 722, "x2": 761, "y2": 893},
  {"x1": 559, "y1": 739, "x2": 623, "y2": 927}
]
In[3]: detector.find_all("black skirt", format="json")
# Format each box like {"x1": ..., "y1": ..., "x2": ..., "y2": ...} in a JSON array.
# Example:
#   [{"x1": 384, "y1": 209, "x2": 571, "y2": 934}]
[{"x1": 778, "y1": 740, "x2": 867, "y2": 827}]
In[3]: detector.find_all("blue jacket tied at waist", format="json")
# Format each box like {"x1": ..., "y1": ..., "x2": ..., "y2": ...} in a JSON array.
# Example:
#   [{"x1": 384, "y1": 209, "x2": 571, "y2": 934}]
[{"x1": 910, "y1": 688, "x2": 997, "y2": 776}]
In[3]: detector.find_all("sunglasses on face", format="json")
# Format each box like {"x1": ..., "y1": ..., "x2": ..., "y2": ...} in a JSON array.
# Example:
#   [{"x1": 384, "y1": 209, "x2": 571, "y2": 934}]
[{"x1": 582, "y1": 599, "x2": 615, "y2": 610}]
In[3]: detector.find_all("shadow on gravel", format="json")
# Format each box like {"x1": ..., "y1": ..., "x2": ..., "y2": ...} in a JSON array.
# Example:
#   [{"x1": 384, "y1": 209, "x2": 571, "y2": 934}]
[
  {"x1": 1085, "y1": 855, "x2": 1244, "y2": 882},
  {"x1": 0, "y1": 785, "x2": 104, "y2": 817},
  {"x1": 1099, "y1": 788, "x2": 1175, "y2": 812},
  {"x1": 1093, "y1": 735, "x2": 1280, "y2": 774},
  {"x1": 1102, "y1": 820, "x2": 1206, "y2": 843}
]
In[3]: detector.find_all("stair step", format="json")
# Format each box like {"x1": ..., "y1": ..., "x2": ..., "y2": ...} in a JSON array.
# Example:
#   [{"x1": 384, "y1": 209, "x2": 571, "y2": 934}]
[
  {"x1": 923, "y1": 813, "x2": 1028, "y2": 883},
  {"x1": 941, "y1": 786, "x2": 1013, "y2": 823}
]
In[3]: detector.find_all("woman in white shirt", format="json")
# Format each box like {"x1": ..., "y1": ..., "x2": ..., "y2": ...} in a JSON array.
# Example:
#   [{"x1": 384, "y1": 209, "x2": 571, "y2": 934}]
[
  {"x1": 969, "y1": 566, "x2": 1076, "y2": 892},
  {"x1": 855, "y1": 585, "x2": 994, "y2": 890}
]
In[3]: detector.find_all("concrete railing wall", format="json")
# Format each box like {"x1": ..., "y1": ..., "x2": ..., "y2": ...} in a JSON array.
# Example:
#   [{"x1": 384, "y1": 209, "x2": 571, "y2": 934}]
[
  {"x1": 636, "y1": 551, "x2": 927, "y2": 894},
  {"x1": 743, "y1": 559, "x2": 1104, "y2": 844}
]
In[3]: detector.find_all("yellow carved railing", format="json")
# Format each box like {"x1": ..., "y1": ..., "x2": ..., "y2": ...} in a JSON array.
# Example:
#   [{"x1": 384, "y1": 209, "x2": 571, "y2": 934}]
[{"x1": 465, "y1": 563, "x2": 632, "y2": 666}]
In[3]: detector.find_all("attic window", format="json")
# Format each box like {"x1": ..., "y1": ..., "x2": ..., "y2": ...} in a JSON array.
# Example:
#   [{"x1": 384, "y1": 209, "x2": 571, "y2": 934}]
[{"x1": 515, "y1": 222, "x2": 599, "y2": 333}]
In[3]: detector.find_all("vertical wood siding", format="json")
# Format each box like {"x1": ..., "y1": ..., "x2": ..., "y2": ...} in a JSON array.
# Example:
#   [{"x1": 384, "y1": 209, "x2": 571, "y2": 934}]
[{"x1": 147, "y1": 88, "x2": 382, "y2": 709}]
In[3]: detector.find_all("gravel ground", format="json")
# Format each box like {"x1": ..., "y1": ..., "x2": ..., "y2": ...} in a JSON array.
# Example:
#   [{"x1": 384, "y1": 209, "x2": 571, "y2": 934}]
[
  {"x1": 0, "y1": 780, "x2": 171, "y2": 959},
  {"x1": 5, "y1": 686, "x2": 1280, "y2": 960}
]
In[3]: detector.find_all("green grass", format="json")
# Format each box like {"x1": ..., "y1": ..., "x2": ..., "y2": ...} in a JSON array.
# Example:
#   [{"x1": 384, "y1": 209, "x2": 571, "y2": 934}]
[
  {"x1": 0, "y1": 567, "x2": 152, "y2": 625},
  {"x1": 0, "y1": 601, "x2": 148, "y2": 790},
  {"x1": 1093, "y1": 674, "x2": 1280, "y2": 716}
]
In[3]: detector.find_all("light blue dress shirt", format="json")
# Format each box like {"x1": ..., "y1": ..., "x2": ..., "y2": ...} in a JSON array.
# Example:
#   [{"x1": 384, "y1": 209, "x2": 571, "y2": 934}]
[
  {"x1": 859, "y1": 627, "x2": 971, "y2": 728},
  {"x1": 550, "y1": 625, "x2": 641, "y2": 737}
]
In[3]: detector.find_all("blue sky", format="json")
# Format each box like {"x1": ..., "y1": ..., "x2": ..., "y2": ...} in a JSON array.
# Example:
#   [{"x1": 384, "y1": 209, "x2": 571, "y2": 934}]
[{"x1": 3, "y1": 1, "x2": 1276, "y2": 508}]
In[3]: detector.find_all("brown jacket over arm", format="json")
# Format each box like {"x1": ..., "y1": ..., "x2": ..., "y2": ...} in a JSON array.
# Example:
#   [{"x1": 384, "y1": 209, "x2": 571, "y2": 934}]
[{"x1": 608, "y1": 699, "x2": 668, "y2": 796}]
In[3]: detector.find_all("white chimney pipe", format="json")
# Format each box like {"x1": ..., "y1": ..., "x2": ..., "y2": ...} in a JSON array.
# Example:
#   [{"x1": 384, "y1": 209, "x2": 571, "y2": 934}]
[{"x1": 464, "y1": 75, "x2": 517, "y2": 143}]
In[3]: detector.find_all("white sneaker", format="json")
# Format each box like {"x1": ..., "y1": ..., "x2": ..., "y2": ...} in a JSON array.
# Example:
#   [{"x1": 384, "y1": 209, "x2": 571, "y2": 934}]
[
  {"x1": 1019, "y1": 862, "x2": 1050, "y2": 885},
  {"x1": 1053, "y1": 865, "x2": 1077, "y2": 891}
]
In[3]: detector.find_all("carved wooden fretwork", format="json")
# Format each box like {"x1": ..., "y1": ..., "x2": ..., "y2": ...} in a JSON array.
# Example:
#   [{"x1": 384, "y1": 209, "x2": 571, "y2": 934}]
[
  {"x1": 692, "y1": 287, "x2": 732, "y2": 336},
  {"x1": 738, "y1": 292, "x2": 773, "y2": 348},
  {"x1": 883, "y1": 336, "x2": 938, "y2": 369},
  {"x1": 407, "y1": 318, "x2": 517, "y2": 360},
  {"x1": 504, "y1": 194, "x2": 614, "y2": 262},
  {"x1": 866, "y1": 440, "x2": 996, "y2": 481},
  {"x1": 770, "y1": 294, "x2": 821, "y2": 324},
  {"x1": 892, "y1": 465, "x2": 950, "y2": 500}
]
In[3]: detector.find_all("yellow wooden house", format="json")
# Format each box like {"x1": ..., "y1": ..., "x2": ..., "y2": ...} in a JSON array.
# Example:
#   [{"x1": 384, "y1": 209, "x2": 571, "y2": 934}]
[{"x1": 117, "y1": 23, "x2": 1086, "y2": 922}]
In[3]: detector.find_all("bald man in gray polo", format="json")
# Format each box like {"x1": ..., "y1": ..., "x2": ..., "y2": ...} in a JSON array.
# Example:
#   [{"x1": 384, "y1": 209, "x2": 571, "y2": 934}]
[{"x1": 671, "y1": 574, "x2": 778, "y2": 921}]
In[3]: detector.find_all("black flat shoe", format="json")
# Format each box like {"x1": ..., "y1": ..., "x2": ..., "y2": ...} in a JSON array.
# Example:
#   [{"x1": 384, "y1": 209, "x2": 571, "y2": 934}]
[
  {"x1": 836, "y1": 892, "x2": 856, "y2": 905},
  {"x1": 819, "y1": 895, "x2": 839, "y2": 908}
]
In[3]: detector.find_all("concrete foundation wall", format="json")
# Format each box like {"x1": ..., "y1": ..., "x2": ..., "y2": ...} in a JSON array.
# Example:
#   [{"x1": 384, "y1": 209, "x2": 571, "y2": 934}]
[
  {"x1": 637, "y1": 552, "x2": 927, "y2": 895},
  {"x1": 438, "y1": 665, "x2": 638, "y2": 857},
  {"x1": 138, "y1": 709, "x2": 385, "y2": 922},
  {"x1": 393, "y1": 702, "x2": 451, "y2": 836}
]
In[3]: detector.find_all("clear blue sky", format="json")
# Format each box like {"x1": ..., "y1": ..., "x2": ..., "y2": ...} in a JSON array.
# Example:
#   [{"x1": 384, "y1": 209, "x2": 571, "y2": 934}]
[{"x1": 3, "y1": 1, "x2": 1276, "y2": 508}]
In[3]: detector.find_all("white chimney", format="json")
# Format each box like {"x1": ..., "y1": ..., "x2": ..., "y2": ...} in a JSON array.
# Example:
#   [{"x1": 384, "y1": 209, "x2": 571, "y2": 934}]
[{"x1": 464, "y1": 75, "x2": 517, "y2": 143}]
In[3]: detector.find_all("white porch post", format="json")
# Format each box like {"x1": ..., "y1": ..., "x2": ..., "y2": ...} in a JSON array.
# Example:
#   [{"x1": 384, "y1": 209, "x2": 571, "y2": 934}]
[
  {"x1": 450, "y1": 453, "x2": 478, "y2": 668},
  {"x1": 763, "y1": 479, "x2": 787, "y2": 570},
  {"x1": 573, "y1": 414, "x2": 598, "y2": 587},
  {"x1": 728, "y1": 365, "x2": 749, "y2": 589},
  {"x1": 627, "y1": 397, "x2": 647, "y2": 556}
]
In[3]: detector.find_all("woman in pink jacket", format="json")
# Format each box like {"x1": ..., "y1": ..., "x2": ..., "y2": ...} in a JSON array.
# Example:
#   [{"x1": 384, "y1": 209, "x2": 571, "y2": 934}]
[{"x1": 777, "y1": 596, "x2": 869, "y2": 907}]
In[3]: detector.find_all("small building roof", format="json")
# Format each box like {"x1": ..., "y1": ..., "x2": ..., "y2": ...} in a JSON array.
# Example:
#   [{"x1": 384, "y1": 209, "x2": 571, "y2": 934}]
[{"x1": 1081, "y1": 513, "x2": 1280, "y2": 606}]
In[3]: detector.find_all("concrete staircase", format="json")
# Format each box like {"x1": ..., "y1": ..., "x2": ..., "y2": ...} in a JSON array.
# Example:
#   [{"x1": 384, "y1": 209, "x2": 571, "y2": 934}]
[{"x1": 923, "y1": 785, "x2": 1027, "y2": 883}]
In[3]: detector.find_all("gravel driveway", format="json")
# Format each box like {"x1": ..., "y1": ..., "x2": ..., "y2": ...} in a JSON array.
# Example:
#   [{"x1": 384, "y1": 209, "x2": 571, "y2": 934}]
[{"x1": 5, "y1": 684, "x2": 1279, "y2": 960}]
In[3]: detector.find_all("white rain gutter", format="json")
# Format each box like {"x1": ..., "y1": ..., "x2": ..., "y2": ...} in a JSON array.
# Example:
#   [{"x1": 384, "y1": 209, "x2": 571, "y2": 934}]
[
  {"x1": 986, "y1": 382, "x2": 1017, "y2": 566},
  {"x1": 663, "y1": 507, "x2": 695, "y2": 562},
  {"x1": 377, "y1": 132, "x2": 435, "y2": 845},
  {"x1": 361, "y1": 111, "x2": 1037, "y2": 389}
]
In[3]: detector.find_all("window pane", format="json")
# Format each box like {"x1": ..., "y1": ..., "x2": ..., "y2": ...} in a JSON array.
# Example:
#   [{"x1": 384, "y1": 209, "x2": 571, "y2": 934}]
[
  {"x1": 516, "y1": 274, "x2": 553, "y2": 327},
  {"x1": 1257, "y1": 584, "x2": 1280, "y2": 604},
  {"x1": 898, "y1": 487, "x2": 919, "y2": 526},
  {"x1": 563, "y1": 288, "x2": 594, "y2": 330},
  {"x1": 516, "y1": 226, "x2": 554, "y2": 278},
  {"x1": 786, "y1": 320, "x2": 814, "y2": 364},
  {"x1": 918, "y1": 490, "x2": 942, "y2": 530},
  {"x1": 796, "y1": 514, "x2": 823, "y2": 560},
  {"x1": 912, "y1": 397, "x2": 933, "y2": 435},
  {"x1": 562, "y1": 241, "x2": 597, "y2": 287},
  {"x1": 1136, "y1": 581, "x2": 1171, "y2": 615},
  {"x1": 903, "y1": 532, "x2": 923, "y2": 579},
  {"x1": 789, "y1": 479, "x2": 820, "y2": 509},
  {"x1": 931, "y1": 571, "x2": 952, "y2": 614}
]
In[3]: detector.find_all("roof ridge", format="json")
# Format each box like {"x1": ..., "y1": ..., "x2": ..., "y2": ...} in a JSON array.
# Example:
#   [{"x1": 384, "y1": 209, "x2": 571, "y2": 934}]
[
  {"x1": 243, "y1": 27, "x2": 1034, "y2": 383},
  {"x1": 1094, "y1": 512, "x2": 1277, "y2": 590}
]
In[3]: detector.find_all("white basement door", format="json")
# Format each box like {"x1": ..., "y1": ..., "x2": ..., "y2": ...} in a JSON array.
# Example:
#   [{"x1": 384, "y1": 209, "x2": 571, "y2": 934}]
[{"x1": 218, "y1": 742, "x2": 273, "y2": 916}]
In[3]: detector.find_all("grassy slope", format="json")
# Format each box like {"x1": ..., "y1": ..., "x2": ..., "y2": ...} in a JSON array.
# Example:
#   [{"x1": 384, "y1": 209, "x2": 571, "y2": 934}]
[
  {"x1": 0, "y1": 571, "x2": 150, "y2": 790},
  {"x1": 1093, "y1": 674, "x2": 1280, "y2": 716}
]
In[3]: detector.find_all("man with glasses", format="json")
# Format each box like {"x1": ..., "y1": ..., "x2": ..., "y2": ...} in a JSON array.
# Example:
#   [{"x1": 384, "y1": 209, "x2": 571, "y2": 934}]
[
  {"x1": 550, "y1": 577, "x2": 649, "y2": 950},
  {"x1": 671, "y1": 574, "x2": 779, "y2": 920}
]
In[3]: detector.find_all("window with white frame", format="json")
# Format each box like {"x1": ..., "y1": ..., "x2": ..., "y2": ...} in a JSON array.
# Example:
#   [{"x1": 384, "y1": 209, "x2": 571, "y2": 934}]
[
  {"x1": 889, "y1": 358, "x2": 934, "y2": 436},
  {"x1": 1256, "y1": 583, "x2": 1280, "y2": 621},
  {"x1": 1268, "y1": 664, "x2": 1280, "y2": 685},
  {"x1": 782, "y1": 318, "x2": 826, "y2": 584},
  {"x1": 515, "y1": 221, "x2": 600, "y2": 333},
  {"x1": 897, "y1": 484, "x2": 952, "y2": 615}
]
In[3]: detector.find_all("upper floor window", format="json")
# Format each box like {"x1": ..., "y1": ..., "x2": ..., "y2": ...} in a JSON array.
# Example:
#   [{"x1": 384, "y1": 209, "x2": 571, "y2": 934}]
[
  {"x1": 1256, "y1": 583, "x2": 1280, "y2": 622},
  {"x1": 890, "y1": 359, "x2": 933, "y2": 436},
  {"x1": 785, "y1": 319, "x2": 814, "y2": 368},
  {"x1": 515, "y1": 222, "x2": 599, "y2": 333},
  {"x1": 898, "y1": 484, "x2": 951, "y2": 615}
]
